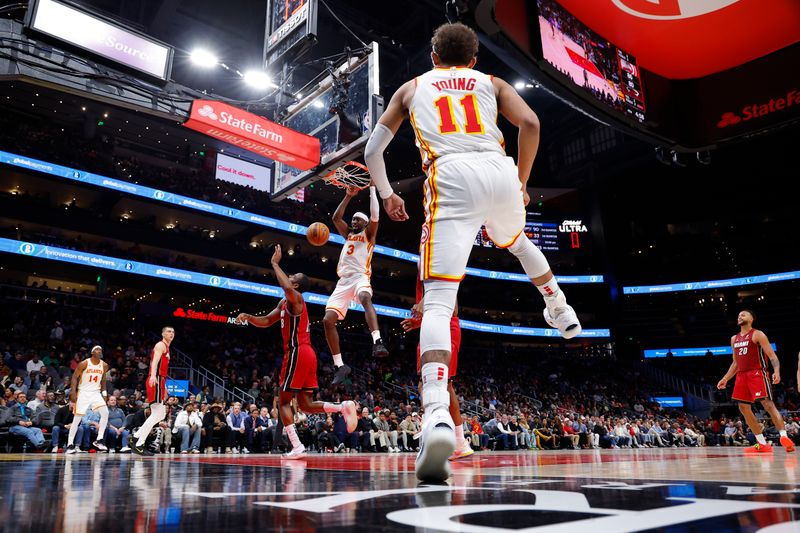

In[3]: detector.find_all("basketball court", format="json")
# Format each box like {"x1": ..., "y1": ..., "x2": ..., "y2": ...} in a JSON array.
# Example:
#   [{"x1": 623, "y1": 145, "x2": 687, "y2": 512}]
[{"x1": 2, "y1": 449, "x2": 799, "y2": 531}]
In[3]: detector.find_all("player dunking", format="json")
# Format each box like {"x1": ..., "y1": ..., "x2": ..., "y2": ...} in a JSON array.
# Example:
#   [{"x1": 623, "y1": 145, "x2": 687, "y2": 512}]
[
  {"x1": 717, "y1": 310, "x2": 795, "y2": 453},
  {"x1": 236, "y1": 245, "x2": 357, "y2": 459},
  {"x1": 324, "y1": 185, "x2": 389, "y2": 386},
  {"x1": 365, "y1": 22, "x2": 581, "y2": 481},
  {"x1": 131, "y1": 326, "x2": 175, "y2": 456},
  {"x1": 65, "y1": 345, "x2": 109, "y2": 454},
  {"x1": 401, "y1": 278, "x2": 474, "y2": 461}
]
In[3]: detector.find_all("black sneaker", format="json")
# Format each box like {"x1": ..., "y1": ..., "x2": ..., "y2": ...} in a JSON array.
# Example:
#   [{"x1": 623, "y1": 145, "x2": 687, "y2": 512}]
[
  {"x1": 332, "y1": 364, "x2": 351, "y2": 385},
  {"x1": 131, "y1": 443, "x2": 154, "y2": 456},
  {"x1": 65, "y1": 444, "x2": 78, "y2": 455},
  {"x1": 373, "y1": 340, "x2": 389, "y2": 358}
]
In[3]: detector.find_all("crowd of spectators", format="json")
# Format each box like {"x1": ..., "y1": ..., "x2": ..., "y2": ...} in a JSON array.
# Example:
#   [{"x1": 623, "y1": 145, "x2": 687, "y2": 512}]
[{"x1": 3, "y1": 295, "x2": 799, "y2": 455}]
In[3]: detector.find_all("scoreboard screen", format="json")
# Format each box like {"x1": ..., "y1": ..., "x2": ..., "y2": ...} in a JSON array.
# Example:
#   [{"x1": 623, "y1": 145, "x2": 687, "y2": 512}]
[{"x1": 474, "y1": 213, "x2": 589, "y2": 254}]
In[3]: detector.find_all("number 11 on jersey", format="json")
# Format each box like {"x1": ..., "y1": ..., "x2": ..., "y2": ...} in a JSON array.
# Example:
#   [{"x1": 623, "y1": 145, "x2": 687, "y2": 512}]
[{"x1": 434, "y1": 94, "x2": 485, "y2": 134}]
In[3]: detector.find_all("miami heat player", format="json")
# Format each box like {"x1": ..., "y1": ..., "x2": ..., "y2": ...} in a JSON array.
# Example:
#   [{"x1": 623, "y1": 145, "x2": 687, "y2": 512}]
[
  {"x1": 324, "y1": 185, "x2": 388, "y2": 386},
  {"x1": 132, "y1": 326, "x2": 174, "y2": 456},
  {"x1": 364, "y1": 22, "x2": 581, "y2": 481},
  {"x1": 401, "y1": 278, "x2": 474, "y2": 461},
  {"x1": 236, "y1": 245, "x2": 357, "y2": 459},
  {"x1": 717, "y1": 309, "x2": 794, "y2": 453}
]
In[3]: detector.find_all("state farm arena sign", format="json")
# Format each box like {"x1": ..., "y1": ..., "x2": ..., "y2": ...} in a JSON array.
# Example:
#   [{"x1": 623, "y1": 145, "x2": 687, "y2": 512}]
[{"x1": 184, "y1": 100, "x2": 320, "y2": 171}]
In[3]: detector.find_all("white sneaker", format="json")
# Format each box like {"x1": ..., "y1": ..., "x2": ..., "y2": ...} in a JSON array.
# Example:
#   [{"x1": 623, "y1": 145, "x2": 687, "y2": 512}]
[
  {"x1": 242, "y1": 448, "x2": 250, "y2": 454},
  {"x1": 232, "y1": 448, "x2": 240, "y2": 454},
  {"x1": 92, "y1": 440, "x2": 108, "y2": 452},
  {"x1": 342, "y1": 400, "x2": 357, "y2": 432},
  {"x1": 51, "y1": 447, "x2": 58, "y2": 454},
  {"x1": 415, "y1": 407, "x2": 456, "y2": 482},
  {"x1": 282, "y1": 445, "x2": 307, "y2": 460},
  {"x1": 65, "y1": 445, "x2": 78, "y2": 455},
  {"x1": 119, "y1": 446, "x2": 131, "y2": 453},
  {"x1": 543, "y1": 292, "x2": 582, "y2": 339}
]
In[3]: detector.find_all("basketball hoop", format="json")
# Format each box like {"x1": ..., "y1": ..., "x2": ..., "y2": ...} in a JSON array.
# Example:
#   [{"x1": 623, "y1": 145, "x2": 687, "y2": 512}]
[{"x1": 322, "y1": 161, "x2": 371, "y2": 190}]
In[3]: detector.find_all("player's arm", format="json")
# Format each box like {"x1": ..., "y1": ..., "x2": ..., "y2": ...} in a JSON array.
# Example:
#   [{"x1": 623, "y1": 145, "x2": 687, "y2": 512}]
[
  {"x1": 271, "y1": 244, "x2": 304, "y2": 315},
  {"x1": 149, "y1": 341, "x2": 165, "y2": 388},
  {"x1": 332, "y1": 187, "x2": 358, "y2": 237},
  {"x1": 68, "y1": 360, "x2": 87, "y2": 402},
  {"x1": 754, "y1": 330, "x2": 780, "y2": 384},
  {"x1": 366, "y1": 186, "x2": 379, "y2": 242},
  {"x1": 365, "y1": 80, "x2": 414, "y2": 221},
  {"x1": 237, "y1": 302, "x2": 282, "y2": 329},
  {"x1": 493, "y1": 76, "x2": 541, "y2": 206},
  {"x1": 717, "y1": 337, "x2": 738, "y2": 389}
]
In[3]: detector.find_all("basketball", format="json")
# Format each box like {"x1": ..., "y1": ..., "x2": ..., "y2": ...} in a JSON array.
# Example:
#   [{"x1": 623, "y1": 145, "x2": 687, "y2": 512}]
[{"x1": 306, "y1": 222, "x2": 330, "y2": 246}]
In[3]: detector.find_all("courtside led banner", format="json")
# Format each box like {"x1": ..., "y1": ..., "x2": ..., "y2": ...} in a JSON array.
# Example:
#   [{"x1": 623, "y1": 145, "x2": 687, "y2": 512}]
[
  {"x1": 644, "y1": 343, "x2": 777, "y2": 358},
  {"x1": 624, "y1": 271, "x2": 800, "y2": 294},
  {"x1": 26, "y1": 0, "x2": 173, "y2": 80},
  {"x1": 184, "y1": 100, "x2": 320, "y2": 170},
  {"x1": 0, "y1": 149, "x2": 604, "y2": 284},
  {"x1": 0, "y1": 237, "x2": 610, "y2": 339}
]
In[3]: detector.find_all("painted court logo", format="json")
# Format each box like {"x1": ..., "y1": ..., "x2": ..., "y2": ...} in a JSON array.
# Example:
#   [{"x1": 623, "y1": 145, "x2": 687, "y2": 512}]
[
  {"x1": 717, "y1": 90, "x2": 800, "y2": 128},
  {"x1": 611, "y1": 0, "x2": 741, "y2": 20}
]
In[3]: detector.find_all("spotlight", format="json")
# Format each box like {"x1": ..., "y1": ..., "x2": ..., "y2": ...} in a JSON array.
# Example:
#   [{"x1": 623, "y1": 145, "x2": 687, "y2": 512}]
[
  {"x1": 243, "y1": 70, "x2": 274, "y2": 90},
  {"x1": 514, "y1": 81, "x2": 525, "y2": 90},
  {"x1": 190, "y1": 49, "x2": 218, "y2": 68}
]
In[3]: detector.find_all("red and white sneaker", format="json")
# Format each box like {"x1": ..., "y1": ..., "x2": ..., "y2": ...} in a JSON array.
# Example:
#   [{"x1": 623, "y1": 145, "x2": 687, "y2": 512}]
[
  {"x1": 282, "y1": 445, "x2": 307, "y2": 460},
  {"x1": 342, "y1": 400, "x2": 358, "y2": 433},
  {"x1": 744, "y1": 442, "x2": 773, "y2": 454},
  {"x1": 780, "y1": 436, "x2": 795, "y2": 452},
  {"x1": 448, "y1": 441, "x2": 475, "y2": 461}
]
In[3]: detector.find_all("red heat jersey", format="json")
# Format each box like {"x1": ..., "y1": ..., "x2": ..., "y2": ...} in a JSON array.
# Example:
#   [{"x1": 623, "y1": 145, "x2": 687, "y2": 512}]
[
  {"x1": 151, "y1": 341, "x2": 170, "y2": 377},
  {"x1": 280, "y1": 300, "x2": 312, "y2": 354},
  {"x1": 733, "y1": 329, "x2": 766, "y2": 373}
]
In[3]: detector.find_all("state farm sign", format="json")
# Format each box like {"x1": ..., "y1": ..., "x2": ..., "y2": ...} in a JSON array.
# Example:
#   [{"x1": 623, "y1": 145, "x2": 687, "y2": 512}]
[{"x1": 184, "y1": 100, "x2": 320, "y2": 171}]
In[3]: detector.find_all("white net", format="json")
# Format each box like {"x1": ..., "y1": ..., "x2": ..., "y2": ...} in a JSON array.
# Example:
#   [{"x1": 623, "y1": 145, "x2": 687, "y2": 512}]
[{"x1": 322, "y1": 161, "x2": 371, "y2": 189}]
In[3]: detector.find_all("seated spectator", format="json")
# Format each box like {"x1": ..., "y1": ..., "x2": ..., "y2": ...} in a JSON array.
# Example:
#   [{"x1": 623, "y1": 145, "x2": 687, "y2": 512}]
[
  {"x1": 684, "y1": 423, "x2": 703, "y2": 447},
  {"x1": 535, "y1": 419, "x2": 556, "y2": 450},
  {"x1": 7, "y1": 391, "x2": 46, "y2": 450},
  {"x1": 226, "y1": 402, "x2": 247, "y2": 453},
  {"x1": 174, "y1": 402, "x2": 203, "y2": 454},
  {"x1": 105, "y1": 395, "x2": 130, "y2": 453},
  {"x1": 195, "y1": 385, "x2": 212, "y2": 405},
  {"x1": 316, "y1": 415, "x2": 345, "y2": 452},
  {"x1": 470, "y1": 415, "x2": 489, "y2": 450},
  {"x1": 27, "y1": 390, "x2": 47, "y2": 412},
  {"x1": 51, "y1": 400, "x2": 76, "y2": 452},
  {"x1": 8, "y1": 377, "x2": 28, "y2": 396},
  {"x1": 203, "y1": 402, "x2": 230, "y2": 453},
  {"x1": 253, "y1": 406, "x2": 274, "y2": 452},
  {"x1": 371, "y1": 411, "x2": 394, "y2": 452},
  {"x1": 332, "y1": 410, "x2": 357, "y2": 451},
  {"x1": 561, "y1": 417, "x2": 580, "y2": 449},
  {"x1": 398, "y1": 414, "x2": 419, "y2": 451},
  {"x1": 356, "y1": 407, "x2": 374, "y2": 451}
]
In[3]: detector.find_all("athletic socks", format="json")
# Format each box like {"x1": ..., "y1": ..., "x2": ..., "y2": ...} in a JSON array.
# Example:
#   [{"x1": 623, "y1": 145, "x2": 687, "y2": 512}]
[
  {"x1": 455, "y1": 424, "x2": 465, "y2": 446},
  {"x1": 780, "y1": 430, "x2": 788, "y2": 438},
  {"x1": 286, "y1": 423, "x2": 302, "y2": 449},
  {"x1": 332, "y1": 353, "x2": 344, "y2": 368},
  {"x1": 371, "y1": 330, "x2": 381, "y2": 343},
  {"x1": 755, "y1": 433, "x2": 768, "y2": 445},
  {"x1": 536, "y1": 277, "x2": 561, "y2": 299},
  {"x1": 323, "y1": 402, "x2": 342, "y2": 413},
  {"x1": 420, "y1": 362, "x2": 450, "y2": 411}
]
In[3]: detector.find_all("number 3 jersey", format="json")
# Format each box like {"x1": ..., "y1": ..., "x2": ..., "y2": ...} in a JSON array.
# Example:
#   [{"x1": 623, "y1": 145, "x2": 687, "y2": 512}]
[
  {"x1": 337, "y1": 229, "x2": 373, "y2": 277},
  {"x1": 409, "y1": 67, "x2": 505, "y2": 172}
]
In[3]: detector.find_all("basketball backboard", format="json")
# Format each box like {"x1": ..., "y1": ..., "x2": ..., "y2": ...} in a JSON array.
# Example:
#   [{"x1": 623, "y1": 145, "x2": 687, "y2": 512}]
[{"x1": 270, "y1": 42, "x2": 382, "y2": 200}]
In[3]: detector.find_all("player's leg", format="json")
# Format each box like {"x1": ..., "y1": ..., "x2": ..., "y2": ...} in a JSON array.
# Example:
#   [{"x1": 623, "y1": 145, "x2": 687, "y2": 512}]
[
  {"x1": 738, "y1": 402, "x2": 771, "y2": 452},
  {"x1": 486, "y1": 156, "x2": 580, "y2": 338},
  {"x1": 92, "y1": 402, "x2": 110, "y2": 452},
  {"x1": 66, "y1": 413, "x2": 83, "y2": 454},
  {"x1": 324, "y1": 282, "x2": 351, "y2": 384},
  {"x1": 133, "y1": 383, "x2": 168, "y2": 456},
  {"x1": 279, "y1": 390, "x2": 306, "y2": 458},
  {"x1": 761, "y1": 399, "x2": 795, "y2": 451},
  {"x1": 356, "y1": 287, "x2": 388, "y2": 357}
]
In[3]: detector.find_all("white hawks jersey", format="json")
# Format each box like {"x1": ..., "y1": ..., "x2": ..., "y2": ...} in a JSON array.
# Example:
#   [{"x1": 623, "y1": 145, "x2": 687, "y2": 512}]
[
  {"x1": 337, "y1": 229, "x2": 373, "y2": 277},
  {"x1": 409, "y1": 67, "x2": 505, "y2": 172},
  {"x1": 79, "y1": 359, "x2": 104, "y2": 393}
]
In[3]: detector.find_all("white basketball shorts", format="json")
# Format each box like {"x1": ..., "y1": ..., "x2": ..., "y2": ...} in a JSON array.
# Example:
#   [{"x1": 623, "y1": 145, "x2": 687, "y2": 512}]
[
  {"x1": 75, "y1": 390, "x2": 105, "y2": 416},
  {"x1": 325, "y1": 273, "x2": 373, "y2": 319},
  {"x1": 420, "y1": 153, "x2": 525, "y2": 281}
]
